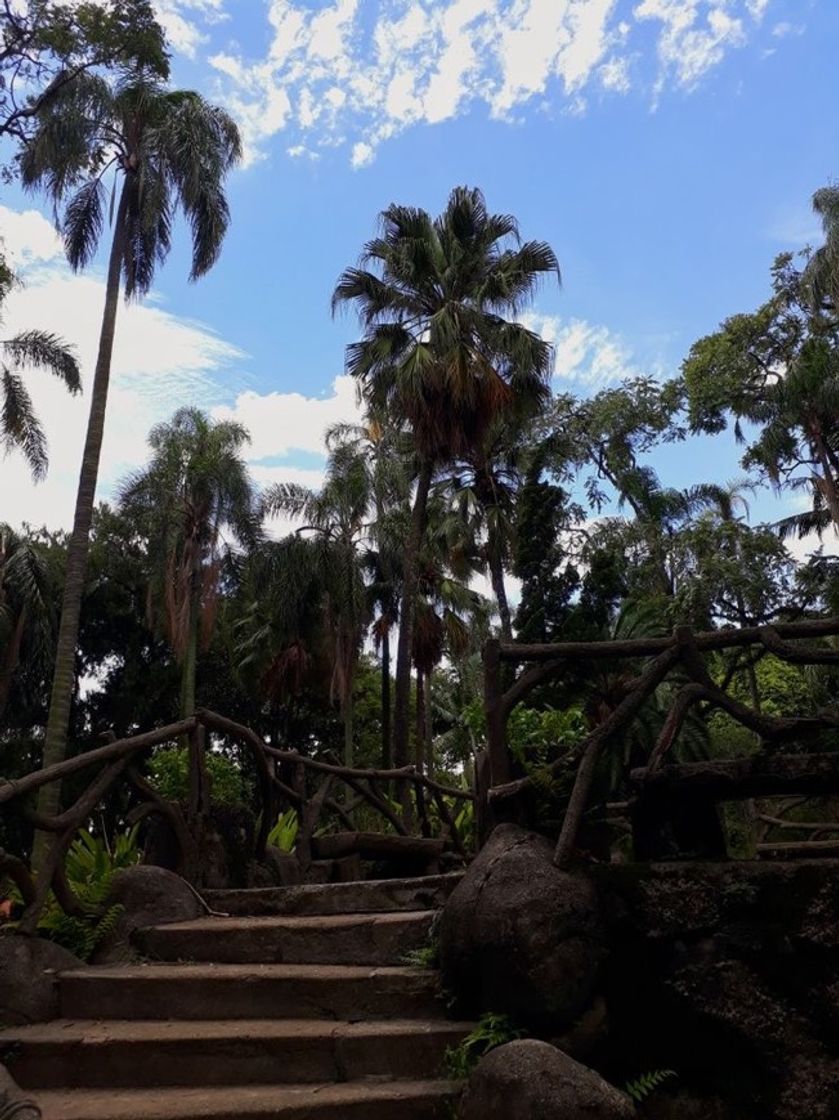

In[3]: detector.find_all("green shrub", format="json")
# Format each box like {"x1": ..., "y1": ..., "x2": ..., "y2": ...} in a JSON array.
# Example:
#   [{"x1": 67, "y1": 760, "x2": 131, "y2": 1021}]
[{"x1": 147, "y1": 747, "x2": 248, "y2": 806}]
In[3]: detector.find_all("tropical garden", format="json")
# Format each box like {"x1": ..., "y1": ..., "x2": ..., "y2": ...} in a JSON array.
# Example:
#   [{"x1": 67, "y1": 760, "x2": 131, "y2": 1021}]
[{"x1": 1, "y1": 0, "x2": 839, "y2": 884}]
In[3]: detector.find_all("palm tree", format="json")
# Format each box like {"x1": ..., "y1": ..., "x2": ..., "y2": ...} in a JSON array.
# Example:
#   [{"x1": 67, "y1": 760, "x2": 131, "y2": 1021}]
[
  {"x1": 802, "y1": 185, "x2": 839, "y2": 316},
  {"x1": 263, "y1": 445, "x2": 371, "y2": 769},
  {"x1": 0, "y1": 524, "x2": 57, "y2": 718},
  {"x1": 119, "y1": 408, "x2": 260, "y2": 721},
  {"x1": 21, "y1": 69, "x2": 241, "y2": 826},
  {"x1": 1, "y1": 251, "x2": 81, "y2": 479},
  {"x1": 326, "y1": 417, "x2": 411, "y2": 768},
  {"x1": 333, "y1": 186, "x2": 559, "y2": 767},
  {"x1": 437, "y1": 416, "x2": 531, "y2": 641}
]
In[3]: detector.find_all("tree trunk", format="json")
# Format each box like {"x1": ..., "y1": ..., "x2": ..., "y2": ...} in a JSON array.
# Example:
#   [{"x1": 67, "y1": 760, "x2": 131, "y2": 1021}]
[
  {"x1": 343, "y1": 676, "x2": 354, "y2": 771},
  {"x1": 0, "y1": 605, "x2": 26, "y2": 718},
  {"x1": 424, "y1": 670, "x2": 433, "y2": 767},
  {"x1": 180, "y1": 552, "x2": 202, "y2": 721},
  {"x1": 392, "y1": 458, "x2": 433, "y2": 768},
  {"x1": 380, "y1": 626, "x2": 391, "y2": 770},
  {"x1": 34, "y1": 180, "x2": 130, "y2": 864},
  {"x1": 813, "y1": 435, "x2": 839, "y2": 530},
  {"x1": 488, "y1": 537, "x2": 513, "y2": 642},
  {"x1": 415, "y1": 668, "x2": 425, "y2": 774}
]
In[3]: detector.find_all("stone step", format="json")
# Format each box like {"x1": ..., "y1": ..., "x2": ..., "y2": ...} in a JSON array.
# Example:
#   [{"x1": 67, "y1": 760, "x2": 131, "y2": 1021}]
[
  {"x1": 135, "y1": 911, "x2": 436, "y2": 966},
  {"x1": 205, "y1": 873, "x2": 463, "y2": 917},
  {"x1": 59, "y1": 964, "x2": 444, "y2": 1021},
  {"x1": 34, "y1": 1080, "x2": 459, "y2": 1120},
  {"x1": 1, "y1": 1019, "x2": 471, "y2": 1090}
]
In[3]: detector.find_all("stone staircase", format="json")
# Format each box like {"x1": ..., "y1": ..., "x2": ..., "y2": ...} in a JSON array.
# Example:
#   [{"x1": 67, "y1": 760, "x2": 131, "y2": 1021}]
[{"x1": 0, "y1": 874, "x2": 472, "y2": 1119}]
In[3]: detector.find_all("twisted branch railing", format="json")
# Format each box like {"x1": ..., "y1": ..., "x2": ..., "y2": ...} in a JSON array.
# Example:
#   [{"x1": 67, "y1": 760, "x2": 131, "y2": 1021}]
[
  {"x1": 483, "y1": 617, "x2": 839, "y2": 868},
  {"x1": 0, "y1": 709, "x2": 474, "y2": 934}
]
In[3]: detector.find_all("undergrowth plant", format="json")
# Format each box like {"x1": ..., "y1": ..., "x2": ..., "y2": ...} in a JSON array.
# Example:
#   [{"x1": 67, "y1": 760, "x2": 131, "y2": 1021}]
[
  {"x1": 267, "y1": 808, "x2": 299, "y2": 853},
  {"x1": 624, "y1": 1068, "x2": 677, "y2": 1103},
  {"x1": 18, "y1": 826, "x2": 141, "y2": 961},
  {"x1": 445, "y1": 1013, "x2": 526, "y2": 1080}
]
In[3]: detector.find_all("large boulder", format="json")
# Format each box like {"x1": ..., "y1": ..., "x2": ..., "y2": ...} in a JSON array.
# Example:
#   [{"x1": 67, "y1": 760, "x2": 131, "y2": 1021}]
[
  {"x1": 0, "y1": 934, "x2": 84, "y2": 1025},
  {"x1": 440, "y1": 824, "x2": 605, "y2": 1031},
  {"x1": 459, "y1": 1040, "x2": 635, "y2": 1120},
  {"x1": 92, "y1": 865, "x2": 205, "y2": 964}
]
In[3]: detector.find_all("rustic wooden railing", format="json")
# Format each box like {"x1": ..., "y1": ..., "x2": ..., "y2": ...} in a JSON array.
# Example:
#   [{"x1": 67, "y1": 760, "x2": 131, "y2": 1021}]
[
  {"x1": 0, "y1": 709, "x2": 475, "y2": 935},
  {"x1": 483, "y1": 618, "x2": 839, "y2": 868}
]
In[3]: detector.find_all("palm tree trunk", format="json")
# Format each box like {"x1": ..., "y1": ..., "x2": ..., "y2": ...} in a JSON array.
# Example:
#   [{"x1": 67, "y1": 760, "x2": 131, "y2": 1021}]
[
  {"x1": 343, "y1": 660, "x2": 354, "y2": 772},
  {"x1": 380, "y1": 626, "x2": 391, "y2": 770},
  {"x1": 488, "y1": 538, "x2": 513, "y2": 642},
  {"x1": 34, "y1": 181, "x2": 130, "y2": 864},
  {"x1": 0, "y1": 606, "x2": 26, "y2": 718},
  {"x1": 812, "y1": 436, "x2": 839, "y2": 530},
  {"x1": 180, "y1": 556, "x2": 202, "y2": 720},
  {"x1": 393, "y1": 458, "x2": 433, "y2": 768},
  {"x1": 415, "y1": 668, "x2": 425, "y2": 774}
]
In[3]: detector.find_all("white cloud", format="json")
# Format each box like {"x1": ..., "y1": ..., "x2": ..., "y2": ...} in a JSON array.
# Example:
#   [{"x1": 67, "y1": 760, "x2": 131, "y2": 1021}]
[
  {"x1": 212, "y1": 377, "x2": 362, "y2": 463},
  {"x1": 192, "y1": 0, "x2": 773, "y2": 167},
  {"x1": 771, "y1": 20, "x2": 805, "y2": 39},
  {"x1": 1, "y1": 208, "x2": 244, "y2": 529},
  {"x1": 0, "y1": 206, "x2": 63, "y2": 268},
  {"x1": 152, "y1": 0, "x2": 227, "y2": 58},
  {"x1": 634, "y1": 1, "x2": 750, "y2": 92},
  {"x1": 524, "y1": 312, "x2": 647, "y2": 387}
]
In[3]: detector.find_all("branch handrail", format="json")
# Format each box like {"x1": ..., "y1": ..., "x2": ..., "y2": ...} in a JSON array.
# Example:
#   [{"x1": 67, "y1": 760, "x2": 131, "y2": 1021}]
[
  {"x1": 1, "y1": 708, "x2": 476, "y2": 935},
  {"x1": 482, "y1": 616, "x2": 839, "y2": 869}
]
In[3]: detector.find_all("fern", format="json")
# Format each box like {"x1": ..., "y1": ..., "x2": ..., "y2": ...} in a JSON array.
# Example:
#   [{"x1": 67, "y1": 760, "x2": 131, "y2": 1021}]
[
  {"x1": 402, "y1": 943, "x2": 439, "y2": 969},
  {"x1": 445, "y1": 1013, "x2": 526, "y2": 1080},
  {"x1": 624, "y1": 1069, "x2": 677, "y2": 1103}
]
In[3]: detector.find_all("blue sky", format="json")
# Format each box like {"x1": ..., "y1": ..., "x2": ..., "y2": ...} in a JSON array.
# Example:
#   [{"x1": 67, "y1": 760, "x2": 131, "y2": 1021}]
[{"x1": 1, "y1": 0, "x2": 836, "y2": 549}]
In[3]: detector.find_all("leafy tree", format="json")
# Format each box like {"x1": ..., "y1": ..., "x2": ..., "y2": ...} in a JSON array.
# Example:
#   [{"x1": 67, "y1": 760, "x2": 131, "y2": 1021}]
[
  {"x1": 683, "y1": 251, "x2": 839, "y2": 539},
  {"x1": 21, "y1": 67, "x2": 241, "y2": 832},
  {"x1": 333, "y1": 186, "x2": 559, "y2": 766},
  {"x1": 1, "y1": 0, "x2": 167, "y2": 150},
  {"x1": 1, "y1": 250, "x2": 81, "y2": 477},
  {"x1": 120, "y1": 408, "x2": 260, "y2": 721}
]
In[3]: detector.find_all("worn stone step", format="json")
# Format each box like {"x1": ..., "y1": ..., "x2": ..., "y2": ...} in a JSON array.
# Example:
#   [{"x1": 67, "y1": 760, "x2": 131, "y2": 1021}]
[
  {"x1": 0, "y1": 1018, "x2": 471, "y2": 1090},
  {"x1": 59, "y1": 964, "x2": 445, "y2": 1021},
  {"x1": 34, "y1": 1080, "x2": 459, "y2": 1120},
  {"x1": 134, "y1": 911, "x2": 436, "y2": 966},
  {"x1": 205, "y1": 873, "x2": 463, "y2": 918}
]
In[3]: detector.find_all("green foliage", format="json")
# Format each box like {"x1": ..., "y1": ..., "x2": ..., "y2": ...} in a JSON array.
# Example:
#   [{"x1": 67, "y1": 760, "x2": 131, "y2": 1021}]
[
  {"x1": 33, "y1": 826, "x2": 140, "y2": 961},
  {"x1": 266, "y1": 809, "x2": 299, "y2": 853},
  {"x1": 147, "y1": 747, "x2": 248, "y2": 808},
  {"x1": 402, "y1": 944, "x2": 439, "y2": 969},
  {"x1": 445, "y1": 1013, "x2": 526, "y2": 1080},
  {"x1": 507, "y1": 705, "x2": 587, "y2": 771},
  {"x1": 624, "y1": 1069, "x2": 677, "y2": 1103}
]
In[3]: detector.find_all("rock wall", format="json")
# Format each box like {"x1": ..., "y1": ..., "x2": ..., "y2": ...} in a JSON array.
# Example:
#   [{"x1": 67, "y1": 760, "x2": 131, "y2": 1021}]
[{"x1": 441, "y1": 825, "x2": 839, "y2": 1120}]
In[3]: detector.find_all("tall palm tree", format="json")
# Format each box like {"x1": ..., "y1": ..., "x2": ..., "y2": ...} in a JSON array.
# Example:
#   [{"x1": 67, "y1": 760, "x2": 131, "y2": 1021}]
[
  {"x1": 326, "y1": 417, "x2": 410, "y2": 768},
  {"x1": 21, "y1": 69, "x2": 241, "y2": 827},
  {"x1": 119, "y1": 408, "x2": 261, "y2": 720},
  {"x1": 263, "y1": 445, "x2": 370, "y2": 769},
  {"x1": 1, "y1": 251, "x2": 81, "y2": 479},
  {"x1": 802, "y1": 185, "x2": 839, "y2": 316},
  {"x1": 437, "y1": 416, "x2": 531, "y2": 641},
  {"x1": 333, "y1": 186, "x2": 559, "y2": 767}
]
